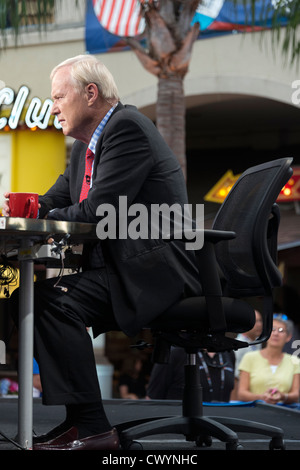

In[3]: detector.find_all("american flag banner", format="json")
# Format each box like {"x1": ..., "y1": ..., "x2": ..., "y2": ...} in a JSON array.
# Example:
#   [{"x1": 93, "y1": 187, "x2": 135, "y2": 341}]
[
  {"x1": 85, "y1": 0, "x2": 288, "y2": 54},
  {"x1": 92, "y1": 0, "x2": 145, "y2": 37}
]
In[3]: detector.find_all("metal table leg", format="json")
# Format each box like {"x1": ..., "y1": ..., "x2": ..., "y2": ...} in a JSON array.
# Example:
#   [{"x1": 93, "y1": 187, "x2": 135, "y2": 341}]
[{"x1": 18, "y1": 240, "x2": 34, "y2": 450}]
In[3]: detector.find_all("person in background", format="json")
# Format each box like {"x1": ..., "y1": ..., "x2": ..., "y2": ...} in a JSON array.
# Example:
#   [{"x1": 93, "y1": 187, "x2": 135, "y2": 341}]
[
  {"x1": 231, "y1": 310, "x2": 263, "y2": 399},
  {"x1": 118, "y1": 355, "x2": 147, "y2": 399},
  {"x1": 146, "y1": 346, "x2": 235, "y2": 402},
  {"x1": 234, "y1": 309, "x2": 263, "y2": 372},
  {"x1": 238, "y1": 314, "x2": 300, "y2": 404},
  {"x1": 33, "y1": 358, "x2": 42, "y2": 398}
]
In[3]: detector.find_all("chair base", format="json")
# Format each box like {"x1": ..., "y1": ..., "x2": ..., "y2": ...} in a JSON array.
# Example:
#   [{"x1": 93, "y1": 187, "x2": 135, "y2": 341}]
[
  {"x1": 117, "y1": 413, "x2": 285, "y2": 450},
  {"x1": 117, "y1": 363, "x2": 285, "y2": 450},
  {"x1": 118, "y1": 415, "x2": 240, "y2": 450}
]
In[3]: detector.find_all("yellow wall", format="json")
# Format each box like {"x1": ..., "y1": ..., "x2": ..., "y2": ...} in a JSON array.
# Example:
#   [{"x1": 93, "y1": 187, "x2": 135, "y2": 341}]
[
  {"x1": 10, "y1": 129, "x2": 66, "y2": 194},
  {"x1": 0, "y1": 129, "x2": 66, "y2": 298}
]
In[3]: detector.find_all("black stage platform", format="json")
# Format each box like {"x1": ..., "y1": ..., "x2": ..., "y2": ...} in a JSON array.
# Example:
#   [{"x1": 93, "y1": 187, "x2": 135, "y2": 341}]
[{"x1": 0, "y1": 398, "x2": 299, "y2": 451}]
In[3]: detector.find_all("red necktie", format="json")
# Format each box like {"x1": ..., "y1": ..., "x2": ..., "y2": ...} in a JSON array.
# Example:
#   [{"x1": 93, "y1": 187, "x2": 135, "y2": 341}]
[{"x1": 79, "y1": 148, "x2": 95, "y2": 202}]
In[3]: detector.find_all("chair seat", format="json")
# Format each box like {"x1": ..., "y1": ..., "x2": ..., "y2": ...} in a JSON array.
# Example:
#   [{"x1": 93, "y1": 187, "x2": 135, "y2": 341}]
[{"x1": 148, "y1": 296, "x2": 255, "y2": 333}]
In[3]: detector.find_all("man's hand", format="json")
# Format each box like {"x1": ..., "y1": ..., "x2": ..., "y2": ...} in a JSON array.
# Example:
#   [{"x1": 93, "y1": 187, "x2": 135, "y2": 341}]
[
  {"x1": 2, "y1": 192, "x2": 11, "y2": 217},
  {"x1": 2, "y1": 192, "x2": 41, "y2": 217}
]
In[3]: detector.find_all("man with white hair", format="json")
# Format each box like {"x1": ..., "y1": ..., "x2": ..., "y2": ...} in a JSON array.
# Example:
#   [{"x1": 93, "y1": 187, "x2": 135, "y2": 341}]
[{"x1": 4, "y1": 55, "x2": 201, "y2": 450}]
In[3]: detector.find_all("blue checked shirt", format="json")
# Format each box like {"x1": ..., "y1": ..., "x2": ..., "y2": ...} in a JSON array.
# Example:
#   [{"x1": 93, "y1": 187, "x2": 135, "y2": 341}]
[{"x1": 88, "y1": 104, "x2": 117, "y2": 188}]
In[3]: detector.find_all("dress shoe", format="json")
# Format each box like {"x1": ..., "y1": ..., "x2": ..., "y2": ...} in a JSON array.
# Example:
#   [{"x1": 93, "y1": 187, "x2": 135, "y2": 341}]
[
  {"x1": 33, "y1": 421, "x2": 71, "y2": 444},
  {"x1": 33, "y1": 426, "x2": 120, "y2": 450}
]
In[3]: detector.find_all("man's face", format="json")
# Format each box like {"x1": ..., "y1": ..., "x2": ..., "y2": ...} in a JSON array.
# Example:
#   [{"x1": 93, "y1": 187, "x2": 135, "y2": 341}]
[{"x1": 51, "y1": 66, "x2": 89, "y2": 140}]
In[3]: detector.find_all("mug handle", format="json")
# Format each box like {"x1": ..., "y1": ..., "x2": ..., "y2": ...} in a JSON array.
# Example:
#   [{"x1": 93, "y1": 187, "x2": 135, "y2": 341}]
[{"x1": 25, "y1": 196, "x2": 36, "y2": 218}]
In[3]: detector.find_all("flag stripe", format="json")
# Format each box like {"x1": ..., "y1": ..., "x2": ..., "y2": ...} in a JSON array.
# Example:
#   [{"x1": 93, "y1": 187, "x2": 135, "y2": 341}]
[
  {"x1": 108, "y1": 0, "x2": 124, "y2": 34},
  {"x1": 117, "y1": 0, "x2": 130, "y2": 36},
  {"x1": 92, "y1": 0, "x2": 144, "y2": 37},
  {"x1": 106, "y1": 0, "x2": 116, "y2": 29},
  {"x1": 125, "y1": 0, "x2": 136, "y2": 36},
  {"x1": 129, "y1": 0, "x2": 142, "y2": 36}
]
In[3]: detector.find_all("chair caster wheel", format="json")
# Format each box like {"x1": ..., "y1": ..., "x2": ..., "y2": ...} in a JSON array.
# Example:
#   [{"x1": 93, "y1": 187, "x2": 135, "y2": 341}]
[
  {"x1": 121, "y1": 440, "x2": 143, "y2": 450},
  {"x1": 195, "y1": 435, "x2": 212, "y2": 447},
  {"x1": 269, "y1": 437, "x2": 286, "y2": 450}
]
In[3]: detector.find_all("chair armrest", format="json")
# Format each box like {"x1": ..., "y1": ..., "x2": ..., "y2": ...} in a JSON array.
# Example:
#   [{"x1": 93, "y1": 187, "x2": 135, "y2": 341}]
[
  {"x1": 204, "y1": 229, "x2": 236, "y2": 243},
  {"x1": 164, "y1": 229, "x2": 235, "y2": 333},
  {"x1": 163, "y1": 229, "x2": 236, "y2": 247},
  {"x1": 196, "y1": 234, "x2": 228, "y2": 332}
]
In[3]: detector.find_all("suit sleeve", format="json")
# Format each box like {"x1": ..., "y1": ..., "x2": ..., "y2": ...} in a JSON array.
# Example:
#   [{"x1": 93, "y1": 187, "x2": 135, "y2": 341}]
[
  {"x1": 38, "y1": 165, "x2": 72, "y2": 219},
  {"x1": 46, "y1": 113, "x2": 153, "y2": 223}
]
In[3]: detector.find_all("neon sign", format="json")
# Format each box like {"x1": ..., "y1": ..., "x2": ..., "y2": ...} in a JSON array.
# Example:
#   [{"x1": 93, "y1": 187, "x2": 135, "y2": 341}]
[
  {"x1": 205, "y1": 167, "x2": 300, "y2": 203},
  {"x1": 0, "y1": 85, "x2": 61, "y2": 131}
]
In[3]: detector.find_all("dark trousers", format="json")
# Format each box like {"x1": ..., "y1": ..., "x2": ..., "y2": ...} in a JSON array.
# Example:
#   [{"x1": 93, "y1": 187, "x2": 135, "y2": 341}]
[{"x1": 12, "y1": 268, "x2": 118, "y2": 406}]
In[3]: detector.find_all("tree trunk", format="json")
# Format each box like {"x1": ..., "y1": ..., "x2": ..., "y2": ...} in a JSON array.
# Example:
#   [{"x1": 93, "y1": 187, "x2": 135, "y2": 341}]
[{"x1": 156, "y1": 75, "x2": 186, "y2": 179}]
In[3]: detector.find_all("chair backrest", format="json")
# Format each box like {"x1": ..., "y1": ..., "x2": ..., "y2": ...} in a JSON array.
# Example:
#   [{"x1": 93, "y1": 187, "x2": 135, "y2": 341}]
[{"x1": 212, "y1": 157, "x2": 293, "y2": 343}]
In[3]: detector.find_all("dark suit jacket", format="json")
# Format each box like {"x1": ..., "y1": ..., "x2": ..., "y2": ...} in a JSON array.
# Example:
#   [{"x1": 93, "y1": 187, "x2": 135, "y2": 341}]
[{"x1": 39, "y1": 103, "x2": 201, "y2": 336}]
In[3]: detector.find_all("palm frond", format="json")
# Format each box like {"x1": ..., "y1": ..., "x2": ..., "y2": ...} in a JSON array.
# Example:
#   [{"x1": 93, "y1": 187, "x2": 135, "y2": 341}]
[
  {"x1": 233, "y1": 0, "x2": 300, "y2": 66},
  {"x1": 0, "y1": 0, "x2": 56, "y2": 47}
]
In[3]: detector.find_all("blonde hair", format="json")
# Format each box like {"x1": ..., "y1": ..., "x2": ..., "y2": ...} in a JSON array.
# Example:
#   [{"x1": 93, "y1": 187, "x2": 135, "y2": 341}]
[{"x1": 50, "y1": 54, "x2": 120, "y2": 101}]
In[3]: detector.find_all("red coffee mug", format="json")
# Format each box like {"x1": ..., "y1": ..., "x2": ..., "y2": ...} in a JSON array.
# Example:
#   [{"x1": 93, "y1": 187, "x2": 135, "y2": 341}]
[{"x1": 9, "y1": 192, "x2": 39, "y2": 219}]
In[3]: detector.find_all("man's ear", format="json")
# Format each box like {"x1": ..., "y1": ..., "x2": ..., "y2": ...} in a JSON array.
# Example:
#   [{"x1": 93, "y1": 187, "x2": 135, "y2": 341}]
[{"x1": 85, "y1": 83, "x2": 98, "y2": 106}]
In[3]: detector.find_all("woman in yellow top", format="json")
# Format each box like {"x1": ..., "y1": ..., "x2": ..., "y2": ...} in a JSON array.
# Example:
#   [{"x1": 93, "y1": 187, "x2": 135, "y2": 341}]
[{"x1": 238, "y1": 314, "x2": 300, "y2": 404}]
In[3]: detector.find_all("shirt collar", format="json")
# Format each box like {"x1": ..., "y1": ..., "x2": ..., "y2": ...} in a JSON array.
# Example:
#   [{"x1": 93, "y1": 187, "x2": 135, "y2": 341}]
[{"x1": 88, "y1": 103, "x2": 118, "y2": 154}]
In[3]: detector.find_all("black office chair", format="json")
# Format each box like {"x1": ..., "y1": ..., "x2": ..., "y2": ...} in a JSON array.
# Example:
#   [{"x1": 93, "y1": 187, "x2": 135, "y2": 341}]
[{"x1": 117, "y1": 157, "x2": 293, "y2": 450}]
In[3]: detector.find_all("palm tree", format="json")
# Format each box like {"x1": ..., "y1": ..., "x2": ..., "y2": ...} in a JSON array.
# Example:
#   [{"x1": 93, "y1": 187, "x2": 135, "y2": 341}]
[
  {"x1": 126, "y1": 1, "x2": 200, "y2": 178},
  {"x1": 128, "y1": 0, "x2": 300, "y2": 179},
  {"x1": 1, "y1": 0, "x2": 300, "y2": 177}
]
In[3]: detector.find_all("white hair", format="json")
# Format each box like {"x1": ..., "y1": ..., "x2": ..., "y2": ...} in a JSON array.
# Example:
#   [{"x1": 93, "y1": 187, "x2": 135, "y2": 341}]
[{"x1": 50, "y1": 54, "x2": 120, "y2": 101}]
